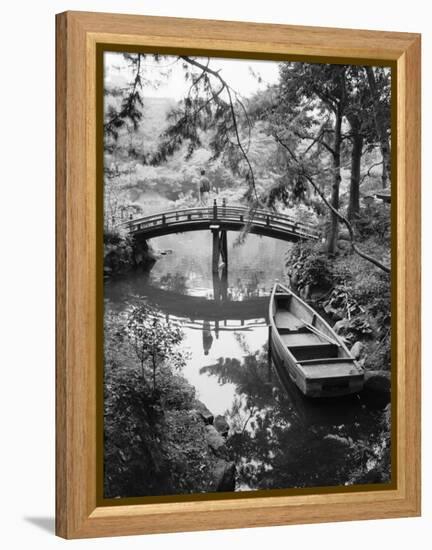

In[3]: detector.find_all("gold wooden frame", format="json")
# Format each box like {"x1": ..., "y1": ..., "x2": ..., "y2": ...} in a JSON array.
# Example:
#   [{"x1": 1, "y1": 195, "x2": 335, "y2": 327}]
[{"x1": 56, "y1": 11, "x2": 421, "y2": 539}]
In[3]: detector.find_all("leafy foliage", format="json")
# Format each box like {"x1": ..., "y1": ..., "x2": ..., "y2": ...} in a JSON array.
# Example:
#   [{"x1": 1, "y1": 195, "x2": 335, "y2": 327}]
[
  {"x1": 286, "y1": 241, "x2": 334, "y2": 295},
  {"x1": 356, "y1": 202, "x2": 391, "y2": 242},
  {"x1": 104, "y1": 305, "x2": 220, "y2": 498},
  {"x1": 103, "y1": 230, "x2": 135, "y2": 275},
  {"x1": 105, "y1": 54, "x2": 145, "y2": 141},
  {"x1": 158, "y1": 272, "x2": 188, "y2": 294},
  {"x1": 286, "y1": 210, "x2": 390, "y2": 369},
  {"x1": 104, "y1": 367, "x2": 171, "y2": 497},
  {"x1": 125, "y1": 304, "x2": 185, "y2": 390}
]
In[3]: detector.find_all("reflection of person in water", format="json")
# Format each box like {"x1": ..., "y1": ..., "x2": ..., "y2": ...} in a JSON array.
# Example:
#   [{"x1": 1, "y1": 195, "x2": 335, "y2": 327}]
[{"x1": 202, "y1": 320, "x2": 213, "y2": 356}]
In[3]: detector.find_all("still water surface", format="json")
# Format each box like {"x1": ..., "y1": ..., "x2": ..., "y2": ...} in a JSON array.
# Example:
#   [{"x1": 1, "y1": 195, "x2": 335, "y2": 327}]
[{"x1": 105, "y1": 230, "x2": 389, "y2": 490}]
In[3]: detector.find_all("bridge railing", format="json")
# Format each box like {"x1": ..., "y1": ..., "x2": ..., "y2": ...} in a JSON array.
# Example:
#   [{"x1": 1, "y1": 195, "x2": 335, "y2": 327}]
[
  {"x1": 146, "y1": 310, "x2": 267, "y2": 331},
  {"x1": 126, "y1": 203, "x2": 319, "y2": 239}
]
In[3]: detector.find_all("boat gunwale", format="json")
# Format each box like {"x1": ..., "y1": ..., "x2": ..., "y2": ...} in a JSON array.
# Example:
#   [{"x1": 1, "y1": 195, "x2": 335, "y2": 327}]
[{"x1": 268, "y1": 282, "x2": 363, "y2": 382}]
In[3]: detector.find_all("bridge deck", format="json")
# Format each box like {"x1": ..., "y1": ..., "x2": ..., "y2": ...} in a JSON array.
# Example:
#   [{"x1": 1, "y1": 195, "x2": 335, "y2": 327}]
[{"x1": 126, "y1": 204, "x2": 319, "y2": 242}]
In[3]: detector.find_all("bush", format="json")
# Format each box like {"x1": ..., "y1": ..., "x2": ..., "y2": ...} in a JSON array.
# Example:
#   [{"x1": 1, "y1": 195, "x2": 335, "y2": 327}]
[
  {"x1": 356, "y1": 203, "x2": 390, "y2": 243},
  {"x1": 104, "y1": 305, "x2": 218, "y2": 498},
  {"x1": 286, "y1": 241, "x2": 333, "y2": 294},
  {"x1": 104, "y1": 368, "x2": 172, "y2": 498},
  {"x1": 104, "y1": 230, "x2": 134, "y2": 275}
]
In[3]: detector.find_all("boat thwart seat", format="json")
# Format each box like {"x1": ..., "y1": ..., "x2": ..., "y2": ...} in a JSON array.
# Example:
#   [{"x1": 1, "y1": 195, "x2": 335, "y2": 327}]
[{"x1": 288, "y1": 342, "x2": 339, "y2": 361}]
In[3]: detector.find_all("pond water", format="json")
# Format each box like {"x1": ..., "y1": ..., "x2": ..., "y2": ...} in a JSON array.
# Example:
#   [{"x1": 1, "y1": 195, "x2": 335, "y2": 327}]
[{"x1": 105, "y1": 229, "x2": 390, "y2": 491}]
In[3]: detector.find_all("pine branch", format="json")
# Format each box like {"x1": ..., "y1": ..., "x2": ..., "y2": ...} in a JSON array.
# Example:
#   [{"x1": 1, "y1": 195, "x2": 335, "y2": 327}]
[
  {"x1": 105, "y1": 54, "x2": 143, "y2": 137},
  {"x1": 180, "y1": 56, "x2": 258, "y2": 202},
  {"x1": 273, "y1": 134, "x2": 390, "y2": 274}
]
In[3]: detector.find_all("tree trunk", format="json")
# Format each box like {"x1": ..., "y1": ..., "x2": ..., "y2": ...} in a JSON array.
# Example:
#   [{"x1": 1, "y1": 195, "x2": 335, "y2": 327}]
[
  {"x1": 326, "y1": 108, "x2": 343, "y2": 254},
  {"x1": 365, "y1": 66, "x2": 391, "y2": 188},
  {"x1": 348, "y1": 131, "x2": 363, "y2": 221}
]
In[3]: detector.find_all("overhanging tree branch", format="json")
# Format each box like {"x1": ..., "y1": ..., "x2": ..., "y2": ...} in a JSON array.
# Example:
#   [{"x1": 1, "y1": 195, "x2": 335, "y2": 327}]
[
  {"x1": 180, "y1": 56, "x2": 258, "y2": 202},
  {"x1": 105, "y1": 54, "x2": 143, "y2": 137},
  {"x1": 273, "y1": 134, "x2": 390, "y2": 274}
]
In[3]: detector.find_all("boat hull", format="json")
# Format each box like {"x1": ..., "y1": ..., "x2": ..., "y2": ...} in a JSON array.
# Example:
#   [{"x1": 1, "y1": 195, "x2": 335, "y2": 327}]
[{"x1": 269, "y1": 284, "x2": 364, "y2": 398}]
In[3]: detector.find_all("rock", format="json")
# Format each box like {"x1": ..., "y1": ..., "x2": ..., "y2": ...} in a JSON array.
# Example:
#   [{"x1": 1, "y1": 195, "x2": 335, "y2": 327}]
[
  {"x1": 214, "y1": 415, "x2": 229, "y2": 437},
  {"x1": 333, "y1": 319, "x2": 346, "y2": 334},
  {"x1": 302, "y1": 284, "x2": 311, "y2": 300},
  {"x1": 364, "y1": 371, "x2": 391, "y2": 395},
  {"x1": 192, "y1": 400, "x2": 214, "y2": 425},
  {"x1": 205, "y1": 425, "x2": 226, "y2": 454},
  {"x1": 350, "y1": 341, "x2": 364, "y2": 360},
  {"x1": 310, "y1": 285, "x2": 331, "y2": 301},
  {"x1": 213, "y1": 459, "x2": 236, "y2": 492}
]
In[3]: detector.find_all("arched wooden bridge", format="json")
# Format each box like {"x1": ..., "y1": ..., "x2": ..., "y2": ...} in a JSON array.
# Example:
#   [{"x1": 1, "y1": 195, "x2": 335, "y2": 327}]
[{"x1": 127, "y1": 202, "x2": 319, "y2": 242}]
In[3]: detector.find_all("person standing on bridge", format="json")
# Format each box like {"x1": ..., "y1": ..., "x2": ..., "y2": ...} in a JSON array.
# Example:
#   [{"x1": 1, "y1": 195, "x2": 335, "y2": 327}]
[{"x1": 198, "y1": 169, "x2": 211, "y2": 206}]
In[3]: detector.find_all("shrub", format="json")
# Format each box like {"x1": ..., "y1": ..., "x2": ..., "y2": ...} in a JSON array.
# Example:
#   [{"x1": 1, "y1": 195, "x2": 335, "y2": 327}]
[
  {"x1": 104, "y1": 368, "x2": 172, "y2": 498},
  {"x1": 286, "y1": 241, "x2": 333, "y2": 294},
  {"x1": 356, "y1": 203, "x2": 390, "y2": 243},
  {"x1": 104, "y1": 230, "x2": 134, "y2": 275}
]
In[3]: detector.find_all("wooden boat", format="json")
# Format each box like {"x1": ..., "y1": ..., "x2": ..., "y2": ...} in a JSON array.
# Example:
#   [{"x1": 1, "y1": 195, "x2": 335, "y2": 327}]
[{"x1": 269, "y1": 282, "x2": 364, "y2": 398}]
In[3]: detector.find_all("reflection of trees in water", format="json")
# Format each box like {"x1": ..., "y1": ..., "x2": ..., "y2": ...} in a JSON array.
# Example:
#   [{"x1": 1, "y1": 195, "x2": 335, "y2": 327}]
[
  {"x1": 228, "y1": 273, "x2": 263, "y2": 300},
  {"x1": 200, "y1": 346, "x2": 390, "y2": 490},
  {"x1": 158, "y1": 272, "x2": 188, "y2": 294},
  {"x1": 200, "y1": 352, "x2": 274, "y2": 410},
  {"x1": 233, "y1": 332, "x2": 253, "y2": 355}
]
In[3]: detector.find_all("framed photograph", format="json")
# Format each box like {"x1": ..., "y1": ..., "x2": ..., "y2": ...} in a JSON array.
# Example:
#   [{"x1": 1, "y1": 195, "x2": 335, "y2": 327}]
[{"x1": 56, "y1": 11, "x2": 421, "y2": 539}]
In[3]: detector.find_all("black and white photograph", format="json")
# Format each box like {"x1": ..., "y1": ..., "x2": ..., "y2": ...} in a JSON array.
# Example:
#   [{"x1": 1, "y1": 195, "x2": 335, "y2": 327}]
[{"x1": 102, "y1": 51, "x2": 392, "y2": 500}]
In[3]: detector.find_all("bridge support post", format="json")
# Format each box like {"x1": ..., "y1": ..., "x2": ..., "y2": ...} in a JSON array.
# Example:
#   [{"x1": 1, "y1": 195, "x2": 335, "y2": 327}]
[
  {"x1": 212, "y1": 229, "x2": 220, "y2": 275},
  {"x1": 211, "y1": 228, "x2": 228, "y2": 274},
  {"x1": 268, "y1": 325, "x2": 272, "y2": 382},
  {"x1": 221, "y1": 229, "x2": 228, "y2": 270},
  {"x1": 212, "y1": 227, "x2": 228, "y2": 301}
]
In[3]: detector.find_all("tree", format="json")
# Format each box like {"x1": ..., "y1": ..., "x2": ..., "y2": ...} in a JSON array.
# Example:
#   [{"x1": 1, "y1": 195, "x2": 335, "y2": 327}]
[
  {"x1": 126, "y1": 304, "x2": 185, "y2": 391},
  {"x1": 276, "y1": 62, "x2": 349, "y2": 254},
  {"x1": 345, "y1": 66, "x2": 391, "y2": 219},
  {"x1": 272, "y1": 134, "x2": 390, "y2": 273},
  {"x1": 346, "y1": 114, "x2": 363, "y2": 220},
  {"x1": 344, "y1": 66, "x2": 373, "y2": 221},
  {"x1": 104, "y1": 54, "x2": 145, "y2": 142},
  {"x1": 365, "y1": 66, "x2": 391, "y2": 188},
  {"x1": 344, "y1": 67, "x2": 366, "y2": 221},
  {"x1": 104, "y1": 53, "x2": 259, "y2": 203},
  {"x1": 248, "y1": 62, "x2": 390, "y2": 273}
]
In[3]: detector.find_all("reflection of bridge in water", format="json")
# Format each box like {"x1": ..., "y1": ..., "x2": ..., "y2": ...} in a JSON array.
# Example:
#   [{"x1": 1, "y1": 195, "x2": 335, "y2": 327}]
[
  {"x1": 142, "y1": 284, "x2": 268, "y2": 325},
  {"x1": 143, "y1": 285, "x2": 268, "y2": 357},
  {"x1": 149, "y1": 312, "x2": 266, "y2": 333}
]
